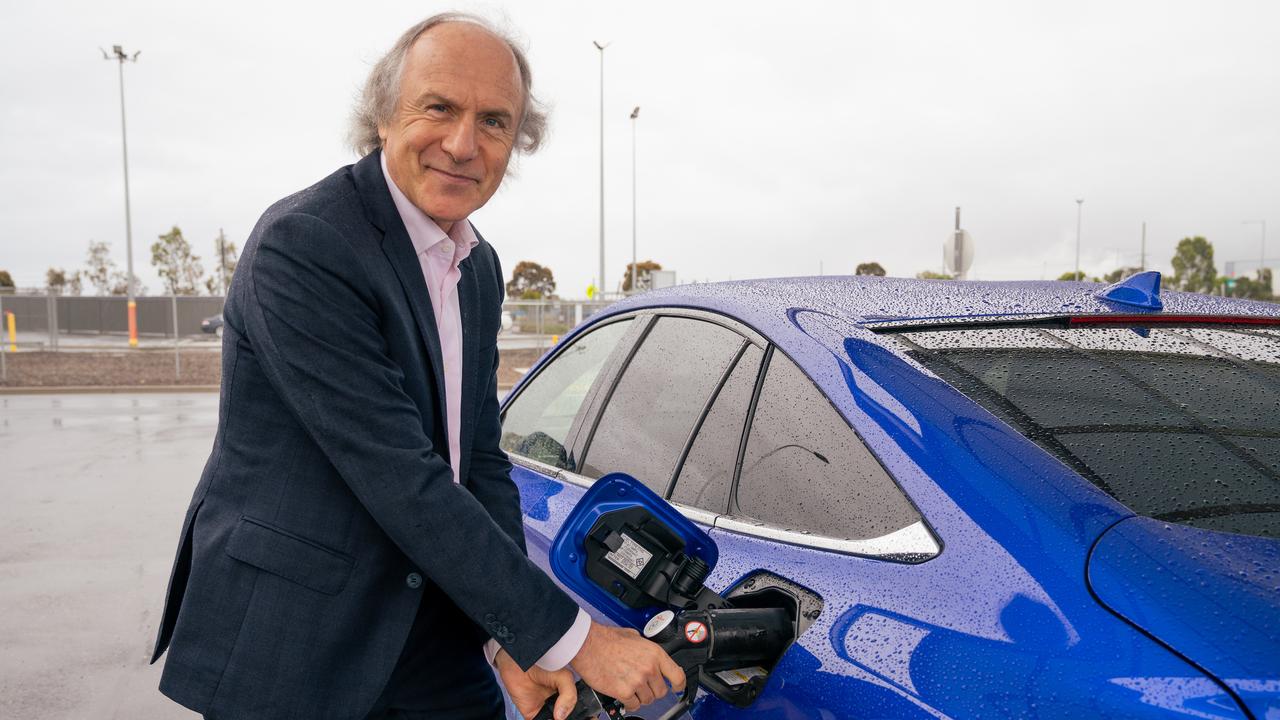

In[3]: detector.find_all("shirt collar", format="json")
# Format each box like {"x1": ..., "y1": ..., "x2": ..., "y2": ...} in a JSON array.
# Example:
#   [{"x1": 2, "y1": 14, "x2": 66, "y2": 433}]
[{"x1": 380, "y1": 151, "x2": 480, "y2": 260}]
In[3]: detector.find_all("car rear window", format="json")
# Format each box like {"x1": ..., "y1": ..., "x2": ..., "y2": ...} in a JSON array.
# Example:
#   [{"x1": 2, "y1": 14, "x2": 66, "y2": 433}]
[{"x1": 896, "y1": 325, "x2": 1280, "y2": 539}]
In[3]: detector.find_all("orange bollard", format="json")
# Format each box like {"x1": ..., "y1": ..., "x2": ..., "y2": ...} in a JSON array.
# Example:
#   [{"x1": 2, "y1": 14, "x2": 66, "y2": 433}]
[
  {"x1": 128, "y1": 300, "x2": 138, "y2": 347},
  {"x1": 5, "y1": 311, "x2": 15, "y2": 352}
]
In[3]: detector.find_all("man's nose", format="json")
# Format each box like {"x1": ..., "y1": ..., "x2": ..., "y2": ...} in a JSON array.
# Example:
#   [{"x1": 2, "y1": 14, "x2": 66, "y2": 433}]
[{"x1": 441, "y1": 119, "x2": 478, "y2": 163}]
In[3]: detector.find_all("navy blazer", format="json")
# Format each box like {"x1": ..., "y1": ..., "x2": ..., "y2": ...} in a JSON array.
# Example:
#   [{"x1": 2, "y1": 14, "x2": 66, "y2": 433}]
[{"x1": 151, "y1": 151, "x2": 579, "y2": 718}]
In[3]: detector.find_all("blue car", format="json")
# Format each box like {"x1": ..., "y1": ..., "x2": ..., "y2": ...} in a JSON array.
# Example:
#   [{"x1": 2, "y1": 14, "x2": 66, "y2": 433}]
[{"x1": 498, "y1": 274, "x2": 1280, "y2": 719}]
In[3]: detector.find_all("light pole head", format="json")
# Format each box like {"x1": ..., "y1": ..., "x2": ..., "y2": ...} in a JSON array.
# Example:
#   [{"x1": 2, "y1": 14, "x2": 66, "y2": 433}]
[
  {"x1": 630, "y1": 106, "x2": 640, "y2": 119},
  {"x1": 1076, "y1": 198, "x2": 1084, "y2": 206},
  {"x1": 593, "y1": 40, "x2": 608, "y2": 51}
]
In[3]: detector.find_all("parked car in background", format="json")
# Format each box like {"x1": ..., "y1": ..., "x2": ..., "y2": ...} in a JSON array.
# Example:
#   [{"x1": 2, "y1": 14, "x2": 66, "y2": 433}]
[
  {"x1": 200, "y1": 313, "x2": 223, "y2": 338},
  {"x1": 500, "y1": 274, "x2": 1280, "y2": 719}
]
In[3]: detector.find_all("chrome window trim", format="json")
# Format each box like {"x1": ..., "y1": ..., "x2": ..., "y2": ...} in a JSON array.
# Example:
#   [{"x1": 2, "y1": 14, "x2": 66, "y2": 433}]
[
  {"x1": 713, "y1": 516, "x2": 940, "y2": 563},
  {"x1": 508, "y1": 453, "x2": 722, "y2": 527},
  {"x1": 508, "y1": 453, "x2": 570, "y2": 481},
  {"x1": 670, "y1": 501, "x2": 721, "y2": 528}
]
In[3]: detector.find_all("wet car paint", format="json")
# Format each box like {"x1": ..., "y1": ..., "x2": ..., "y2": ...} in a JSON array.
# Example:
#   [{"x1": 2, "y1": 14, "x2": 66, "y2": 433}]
[{"x1": 504, "y1": 277, "x2": 1280, "y2": 718}]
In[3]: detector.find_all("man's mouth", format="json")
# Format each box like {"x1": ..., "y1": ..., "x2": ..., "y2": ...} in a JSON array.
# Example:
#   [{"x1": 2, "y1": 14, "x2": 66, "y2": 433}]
[{"x1": 426, "y1": 166, "x2": 480, "y2": 184}]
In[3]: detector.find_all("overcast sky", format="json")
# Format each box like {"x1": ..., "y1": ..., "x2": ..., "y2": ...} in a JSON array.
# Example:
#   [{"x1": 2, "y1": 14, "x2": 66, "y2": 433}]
[{"x1": 2, "y1": 0, "x2": 1277, "y2": 296}]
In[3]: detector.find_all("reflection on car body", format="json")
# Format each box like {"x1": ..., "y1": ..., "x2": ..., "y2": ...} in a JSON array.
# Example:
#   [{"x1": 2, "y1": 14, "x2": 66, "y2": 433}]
[{"x1": 500, "y1": 274, "x2": 1280, "y2": 719}]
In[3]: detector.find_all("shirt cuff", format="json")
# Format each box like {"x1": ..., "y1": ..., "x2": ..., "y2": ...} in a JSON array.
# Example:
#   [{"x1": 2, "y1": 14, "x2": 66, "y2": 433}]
[
  {"x1": 535, "y1": 608, "x2": 592, "y2": 671},
  {"x1": 484, "y1": 608, "x2": 591, "y2": 672},
  {"x1": 483, "y1": 638, "x2": 502, "y2": 667}
]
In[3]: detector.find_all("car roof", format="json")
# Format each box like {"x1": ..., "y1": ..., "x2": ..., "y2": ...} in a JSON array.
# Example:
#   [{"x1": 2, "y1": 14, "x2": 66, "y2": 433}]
[
  {"x1": 593, "y1": 275, "x2": 1280, "y2": 427},
  {"x1": 603, "y1": 275, "x2": 1280, "y2": 336}
]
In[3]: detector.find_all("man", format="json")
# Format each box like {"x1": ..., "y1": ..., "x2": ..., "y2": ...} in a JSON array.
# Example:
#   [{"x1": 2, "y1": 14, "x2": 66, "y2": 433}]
[{"x1": 151, "y1": 13, "x2": 684, "y2": 720}]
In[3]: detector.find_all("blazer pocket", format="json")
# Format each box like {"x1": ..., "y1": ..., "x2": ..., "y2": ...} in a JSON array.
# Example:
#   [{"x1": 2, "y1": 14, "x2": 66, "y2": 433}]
[{"x1": 224, "y1": 516, "x2": 355, "y2": 595}]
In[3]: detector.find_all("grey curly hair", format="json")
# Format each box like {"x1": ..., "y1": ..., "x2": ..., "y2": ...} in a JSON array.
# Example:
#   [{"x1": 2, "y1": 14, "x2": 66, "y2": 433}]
[{"x1": 348, "y1": 12, "x2": 547, "y2": 157}]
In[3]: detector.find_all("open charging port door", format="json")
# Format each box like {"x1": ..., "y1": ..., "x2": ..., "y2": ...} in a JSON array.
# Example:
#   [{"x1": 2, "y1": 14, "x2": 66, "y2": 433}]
[{"x1": 547, "y1": 473, "x2": 823, "y2": 713}]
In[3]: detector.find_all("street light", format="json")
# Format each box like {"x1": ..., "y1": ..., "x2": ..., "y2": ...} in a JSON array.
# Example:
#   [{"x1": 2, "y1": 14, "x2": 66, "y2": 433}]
[
  {"x1": 630, "y1": 106, "x2": 640, "y2": 293},
  {"x1": 102, "y1": 44, "x2": 141, "y2": 347},
  {"x1": 593, "y1": 41, "x2": 609, "y2": 299},
  {"x1": 1074, "y1": 198, "x2": 1084, "y2": 280}
]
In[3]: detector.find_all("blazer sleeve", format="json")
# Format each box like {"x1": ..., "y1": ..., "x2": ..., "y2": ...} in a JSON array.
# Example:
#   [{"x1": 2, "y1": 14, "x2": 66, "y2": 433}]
[
  {"x1": 242, "y1": 211, "x2": 578, "y2": 669},
  {"x1": 464, "y1": 249, "x2": 525, "y2": 553}
]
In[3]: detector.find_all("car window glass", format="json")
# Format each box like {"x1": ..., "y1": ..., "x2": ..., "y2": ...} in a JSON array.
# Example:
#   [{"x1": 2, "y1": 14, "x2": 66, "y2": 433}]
[
  {"x1": 736, "y1": 351, "x2": 923, "y2": 540},
  {"x1": 670, "y1": 345, "x2": 764, "y2": 512},
  {"x1": 581, "y1": 317, "x2": 745, "y2": 494},
  {"x1": 500, "y1": 319, "x2": 632, "y2": 470},
  {"x1": 903, "y1": 326, "x2": 1280, "y2": 539}
]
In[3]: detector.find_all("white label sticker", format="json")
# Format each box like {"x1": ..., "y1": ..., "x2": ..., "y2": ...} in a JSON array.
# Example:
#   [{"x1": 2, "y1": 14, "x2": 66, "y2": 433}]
[
  {"x1": 604, "y1": 532, "x2": 653, "y2": 580},
  {"x1": 713, "y1": 666, "x2": 768, "y2": 687}
]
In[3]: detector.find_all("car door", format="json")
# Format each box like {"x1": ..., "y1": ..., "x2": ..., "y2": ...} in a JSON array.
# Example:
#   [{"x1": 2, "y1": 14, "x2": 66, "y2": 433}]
[
  {"x1": 666, "y1": 344, "x2": 942, "y2": 718},
  {"x1": 503, "y1": 310, "x2": 942, "y2": 717},
  {"x1": 500, "y1": 311, "x2": 755, "y2": 713}
]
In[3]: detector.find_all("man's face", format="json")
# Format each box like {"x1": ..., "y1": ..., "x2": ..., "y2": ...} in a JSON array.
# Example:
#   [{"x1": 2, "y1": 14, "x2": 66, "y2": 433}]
[{"x1": 379, "y1": 23, "x2": 523, "y2": 232}]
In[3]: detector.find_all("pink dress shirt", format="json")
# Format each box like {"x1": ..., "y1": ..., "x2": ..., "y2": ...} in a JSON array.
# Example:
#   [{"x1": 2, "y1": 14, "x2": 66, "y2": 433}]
[{"x1": 380, "y1": 154, "x2": 590, "y2": 671}]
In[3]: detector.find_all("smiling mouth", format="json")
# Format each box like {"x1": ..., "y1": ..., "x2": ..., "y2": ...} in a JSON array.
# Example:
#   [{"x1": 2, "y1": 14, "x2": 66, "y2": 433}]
[{"x1": 427, "y1": 166, "x2": 480, "y2": 183}]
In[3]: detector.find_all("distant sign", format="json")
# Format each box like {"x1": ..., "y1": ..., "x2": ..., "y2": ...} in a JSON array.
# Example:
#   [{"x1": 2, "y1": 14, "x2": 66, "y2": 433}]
[
  {"x1": 650, "y1": 270, "x2": 677, "y2": 290},
  {"x1": 944, "y1": 230, "x2": 974, "y2": 277}
]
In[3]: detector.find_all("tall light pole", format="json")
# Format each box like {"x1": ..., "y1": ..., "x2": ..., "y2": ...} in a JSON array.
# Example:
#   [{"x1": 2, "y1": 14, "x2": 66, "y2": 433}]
[
  {"x1": 1244, "y1": 220, "x2": 1267, "y2": 276},
  {"x1": 629, "y1": 106, "x2": 640, "y2": 294},
  {"x1": 593, "y1": 41, "x2": 609, "y2": 299},
  {"x1": 1074, "y1": 198, "x2": 1084, "y2": 280},
  {"x1": 103, "y1": 45, "x2": 140, "y2": 347}
]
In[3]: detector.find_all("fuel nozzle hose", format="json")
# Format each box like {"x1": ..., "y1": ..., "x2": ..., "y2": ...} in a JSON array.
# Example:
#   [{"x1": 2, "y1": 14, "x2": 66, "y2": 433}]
[{"x1": 532, "y1": 606, "x2": 792, "y2": 720}]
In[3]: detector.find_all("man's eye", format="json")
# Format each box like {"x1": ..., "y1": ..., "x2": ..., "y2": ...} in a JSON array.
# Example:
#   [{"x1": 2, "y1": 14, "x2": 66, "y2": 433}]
[
  {"x1": 482, "y1": 117, "x2": 507, "y2": 129},
  {"x1": 426, "y1": 104, "x2": 449, "y2": 113}
]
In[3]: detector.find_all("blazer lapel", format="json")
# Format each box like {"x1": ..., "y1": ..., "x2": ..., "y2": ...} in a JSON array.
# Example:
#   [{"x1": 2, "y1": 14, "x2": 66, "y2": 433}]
[
  {"x1": 352, "y1": 151, "x2": 449, "y2": 415},
  {"x1": 381, "y1": 231, "x2": 448, "y2": 413},
  {"x1": 456, "y1": 251, "x2": 480, "y2": 484}
]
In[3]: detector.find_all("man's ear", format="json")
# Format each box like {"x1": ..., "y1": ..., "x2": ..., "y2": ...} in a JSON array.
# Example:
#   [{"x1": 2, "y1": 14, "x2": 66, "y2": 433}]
[{"x1": 377, "y1": 124, "x2": 388, "y2": 143}]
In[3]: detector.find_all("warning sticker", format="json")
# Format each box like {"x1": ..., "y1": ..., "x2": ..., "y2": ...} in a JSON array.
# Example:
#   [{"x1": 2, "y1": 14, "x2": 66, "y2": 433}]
[
  {"x1": 604, "y1": 533, "x2": 653, "y2": 580},
  {"x1": 683, "y1": 621, "x2": 708, "y2": 644},
  {"x1": 713, "y1": 666, "x2": 768, "y2": 687}
]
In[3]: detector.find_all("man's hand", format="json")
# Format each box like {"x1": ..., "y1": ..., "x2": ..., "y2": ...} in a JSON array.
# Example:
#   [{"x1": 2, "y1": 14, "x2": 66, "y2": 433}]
[
  {"x1": 495, "y1": 649, "x2": 578, "y2": 720},
  {"x1": 569, "y1": 621, "x2": 686, "y2": 712}
]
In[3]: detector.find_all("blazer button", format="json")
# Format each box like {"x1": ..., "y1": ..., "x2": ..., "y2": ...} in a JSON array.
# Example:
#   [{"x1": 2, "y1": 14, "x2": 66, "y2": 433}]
[{"x1": 405, "y1": 572, "x2": 423, "y2": 589}]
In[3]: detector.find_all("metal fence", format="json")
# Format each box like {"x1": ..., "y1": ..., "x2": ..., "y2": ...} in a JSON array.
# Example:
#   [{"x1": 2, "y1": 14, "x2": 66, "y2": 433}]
[
  {"x1": 0, "y1": 291, "x2": 225, "y2": 340},
  {"x1": 0, "y1": 289, "x2": 615, "y2": 351}
]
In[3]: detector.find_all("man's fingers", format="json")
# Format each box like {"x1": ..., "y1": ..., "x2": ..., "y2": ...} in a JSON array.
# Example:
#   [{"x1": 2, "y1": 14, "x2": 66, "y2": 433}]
[
  {"x1": 646, "y1": 674, "x2": 668, "y2": 703},
  {"x1": 659, "y1": 653, "x2": 686, "y2": 693},
  {"x1": 551, "y1": 672, "x2": 577, "y2": 720},
  {"x1": 635, "y1": 681, "x2": 656, "y2": 707}
]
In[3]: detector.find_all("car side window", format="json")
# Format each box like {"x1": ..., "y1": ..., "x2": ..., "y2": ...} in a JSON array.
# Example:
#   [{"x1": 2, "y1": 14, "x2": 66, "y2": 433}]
[
  {"x1": 500, "y1": 319, "x2": 633, "y2": 470},
  {"x1": 580, "y1": 317, "x2": 746, "y2": 494},
  {"x1": 734, "y1": 350, "x2": 923, "y2": 541},
  {"x1": 670, "y1": 344, "x2": 765, "y2": 512}
]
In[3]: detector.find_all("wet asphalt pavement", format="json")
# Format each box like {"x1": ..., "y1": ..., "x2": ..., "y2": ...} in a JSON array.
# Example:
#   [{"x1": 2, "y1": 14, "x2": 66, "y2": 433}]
[{"x1": 0, "y1": 393, "x2": 210, "y2": 719}]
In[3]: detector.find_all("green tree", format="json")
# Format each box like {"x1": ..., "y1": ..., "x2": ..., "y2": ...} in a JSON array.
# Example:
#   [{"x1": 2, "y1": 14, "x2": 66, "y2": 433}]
[
  {"x1": 506, "y1": 260, "x2": 556, "y2": 299},
  {"x1": 46, "y1": 267, "x2": 67, "y2": 293},
  {"x1": 1057, "y1": 270, "x2": 1087, "y2": 281},
  {"x1": 916, "y1": 270, "x2": 955, "y2": 280},
  {"x1": 622, "y1": 260, "x2": 663, "y2": 292},
  {"x1": 1222, "y1": 268, "x2": 1274, "y2": 301},
  {"x1": 0, "y1": 269, "x2": 13, "y2": 291},
  {"x1": 1170, "y1": 236, "x2": 1216, "y2": 293},
  {"x1": 855, "y1": 262, "x2": 886, "y2": 276},
  {"x1": 1102, "y1": 267, "x2": 1144, "y2": 284},
  {"x1": 151, "y1": 226, "x2": 205, "y2": 295}
]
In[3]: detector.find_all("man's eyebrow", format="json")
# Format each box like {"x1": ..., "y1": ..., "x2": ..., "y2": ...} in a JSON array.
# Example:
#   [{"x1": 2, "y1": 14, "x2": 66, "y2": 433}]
[{"x1": 412, "y1": 92, "x2": 457, "y2": 108}]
